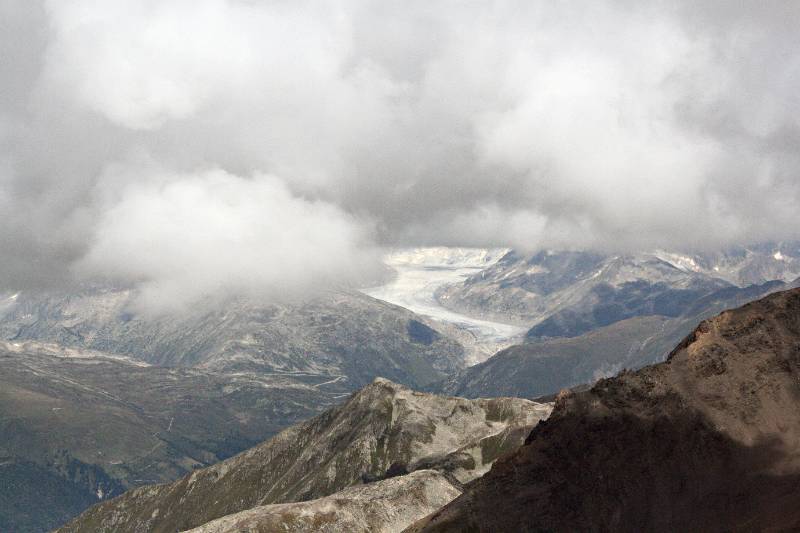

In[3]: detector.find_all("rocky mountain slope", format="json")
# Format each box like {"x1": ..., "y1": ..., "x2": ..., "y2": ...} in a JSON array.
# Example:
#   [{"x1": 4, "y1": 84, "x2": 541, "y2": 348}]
[
  {"x1": 0, "y1": 287, "x2": 471, "y2": 532},
  {"x1": 60, "y1": 378, "x2": 551, "y2": 533},
  {"x1": 435, "y1": 279, "x2": 794, "y2": 399},
  {"x1": 436, "y1": 245, "x2": 800, "y2": 335},
  {"x1": 186, "y1": 470, "x2": 460, "y2": 533},
  {"x1": 411, "y1": 287, "x2": 800, "y2": 532},
  {"x1": 0, "y1": 341, "x2": 330, "y2": 533},
  {"x1": 0, "y1": 288, "x2": 464, "y2": 390},
  {"x1": 655, "y1": 242, "x2": 800, "y2": 287}
]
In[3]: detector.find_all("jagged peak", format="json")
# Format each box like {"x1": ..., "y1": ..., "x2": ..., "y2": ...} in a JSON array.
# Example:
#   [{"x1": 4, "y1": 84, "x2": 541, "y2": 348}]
[
  {"x1": 666, "y1": 286, "x2": 800, "y2": 364},
  {"x1": 414, "y1": 286, "x2": 800, "y2": 532},
  {"x1": 59, "y1": 378, "x2": 551, "y2": 533},
  {"x1": 351, "y1": 377, "x2": 410, "y2": 399},
  {"x1": 370, "y1": 376, "x2": 401, "y2": 386}
]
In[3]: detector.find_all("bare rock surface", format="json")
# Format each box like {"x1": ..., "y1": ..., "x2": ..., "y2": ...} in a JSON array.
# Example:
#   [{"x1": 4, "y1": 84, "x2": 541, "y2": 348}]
[
  {"x1": 186, "y1": 470, "x2": 461, "y2": 533},
  {"x1": 411, "y1": 287, "x2": 800, "y2": 532},
  {"x1": 60, "y1": 378, "x2": 551, "y2": 533}
]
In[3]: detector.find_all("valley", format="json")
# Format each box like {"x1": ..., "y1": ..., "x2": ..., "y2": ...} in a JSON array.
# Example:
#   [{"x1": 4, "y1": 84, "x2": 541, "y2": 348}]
[
  {"x1": 363, "y1": 248, "x2": 526, "y2": 364},
  {"x1": 0, "y1": 288, "x2": 468, "y2": 532}
]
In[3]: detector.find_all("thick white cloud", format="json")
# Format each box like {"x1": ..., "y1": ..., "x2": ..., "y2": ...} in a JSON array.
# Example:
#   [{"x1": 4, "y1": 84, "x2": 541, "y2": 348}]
[
  {"x1": 78, "y1": 167, "x2": 379, "y2": 313},
  {"x1": 0, "y1": 0, "x2": 798, "y2": 304}
]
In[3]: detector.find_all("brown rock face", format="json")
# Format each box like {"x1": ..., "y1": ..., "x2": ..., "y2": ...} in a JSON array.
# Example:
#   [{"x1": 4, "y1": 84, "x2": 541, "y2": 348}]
[{"x1": 411, "y1": 287, "x2": 800, "y2": 532}]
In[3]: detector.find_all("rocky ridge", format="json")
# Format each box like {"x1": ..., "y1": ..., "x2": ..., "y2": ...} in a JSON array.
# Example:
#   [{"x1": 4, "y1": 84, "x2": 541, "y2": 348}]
[
  {"x1": 186, "y1": 470, "x2": 460, "y2": 533},
  {"x1": 411, "y1": 287, "x2": 800, "y2": 532},
  {"x1": 0, "y1": 288, "x2": 464, "y2": 390},
  {"x1": 60, "y1": 378, "x2": 551, "y2": 533},
  {"x1": 434, "y1": 279, "x2": 795, "y2": 399}
]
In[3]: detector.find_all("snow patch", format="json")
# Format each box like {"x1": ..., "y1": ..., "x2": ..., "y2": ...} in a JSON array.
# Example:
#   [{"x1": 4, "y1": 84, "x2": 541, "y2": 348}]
[{"x1": 653, "y1": 251, "x2": 702, "y2": 273}]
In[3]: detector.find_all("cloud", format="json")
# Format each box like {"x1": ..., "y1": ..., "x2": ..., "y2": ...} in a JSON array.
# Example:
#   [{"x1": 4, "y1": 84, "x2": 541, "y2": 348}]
[
  {"x1": 0, "y1": 0, "x2": 799, "y2": 305},
  {"x1": 77, "y1": 166, "x2": 380, "y2": 313}
]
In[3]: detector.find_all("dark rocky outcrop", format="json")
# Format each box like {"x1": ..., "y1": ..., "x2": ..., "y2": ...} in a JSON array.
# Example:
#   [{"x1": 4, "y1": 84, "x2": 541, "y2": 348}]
[{"x1": 411, "y1": 287, "x2": 800, "y2": 532}]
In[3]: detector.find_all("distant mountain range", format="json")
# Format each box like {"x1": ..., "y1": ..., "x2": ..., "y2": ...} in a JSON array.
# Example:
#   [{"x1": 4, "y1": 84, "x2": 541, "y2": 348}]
[
  {"x1": 0, "y1": 288, "x2": 464, "y2": 389},
  {"x1": 433, "y1": 278, "x2": 797, "y2": 399},
  {"x1": 436, "y1": 244, "x2": 800, "y2": 329},
  {"x1": 431, "y1": 244, "x2": 800, "y2": 399}
]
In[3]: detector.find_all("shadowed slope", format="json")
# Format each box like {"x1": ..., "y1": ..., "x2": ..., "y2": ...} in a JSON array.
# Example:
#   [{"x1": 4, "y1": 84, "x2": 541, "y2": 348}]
[{"x1": 411, "y1": 287, "x2": 800, "y2": 532}]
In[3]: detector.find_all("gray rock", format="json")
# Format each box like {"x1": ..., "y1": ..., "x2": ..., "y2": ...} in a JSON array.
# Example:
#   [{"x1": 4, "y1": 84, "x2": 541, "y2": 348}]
[
  {"x1": 186, "y1": 470, "x2": 462, "y2": 533},
  {"x1": 59, "y1": 378, "x2": 551, "y2": 533}
]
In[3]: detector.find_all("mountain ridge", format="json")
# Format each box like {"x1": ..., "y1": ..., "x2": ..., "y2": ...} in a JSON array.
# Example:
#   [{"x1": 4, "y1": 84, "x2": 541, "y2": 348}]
[
  {"x1": 0, "y1": 288, "x2": 464, "y2": 390},
  {"x1": 436, "y1": 246, "x2": 800, "y2": 330},
  {"x1": 59, "y1": 378, "x2": 551, "y2": 533},
  {"x1": 410, "y1": 287, "x2": 800, "y2": 532},
  {"x1": 432, "y1": 278, "x2": 796, "y2": 400}
]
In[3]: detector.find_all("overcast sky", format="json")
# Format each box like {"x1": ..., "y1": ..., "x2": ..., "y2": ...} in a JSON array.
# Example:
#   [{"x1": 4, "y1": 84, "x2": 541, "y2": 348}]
[{"x1": 1, "y1": 0, "x2": 799, "y2": 309}]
